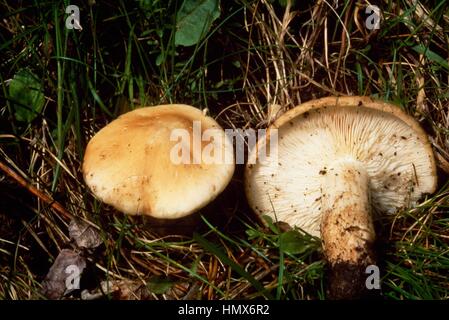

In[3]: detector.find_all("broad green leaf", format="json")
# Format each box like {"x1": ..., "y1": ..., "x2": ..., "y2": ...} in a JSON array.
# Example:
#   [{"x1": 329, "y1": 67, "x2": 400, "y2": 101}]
[
  {"x1": 175, "y1": 0, "x2": 220, "y2": 47},
  {"x1": 9, "y1": 69, "x2": 45, "y2": 123},
  {"x1": 147, "y1": 276, "x2": 175, "y2": 294},
  {"x1": 278, "y1": 230, "x2": 313, "y2": 255}
]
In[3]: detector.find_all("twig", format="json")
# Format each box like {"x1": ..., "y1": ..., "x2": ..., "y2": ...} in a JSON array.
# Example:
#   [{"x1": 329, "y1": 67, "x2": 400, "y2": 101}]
[{"x1": 0, "y1": 161, "x2": 72, "y2": 221}]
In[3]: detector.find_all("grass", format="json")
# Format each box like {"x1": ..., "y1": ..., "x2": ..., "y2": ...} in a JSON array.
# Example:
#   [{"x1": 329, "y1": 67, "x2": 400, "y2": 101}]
[{"x1": 0, "y1": 0, "x2": 448, "y2": 300}]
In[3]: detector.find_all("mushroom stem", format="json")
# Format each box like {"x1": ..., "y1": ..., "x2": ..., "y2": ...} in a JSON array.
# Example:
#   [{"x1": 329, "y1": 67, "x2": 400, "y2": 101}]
[{"x1": 321, "y1": 159, "x2": 376, "y2": 299}]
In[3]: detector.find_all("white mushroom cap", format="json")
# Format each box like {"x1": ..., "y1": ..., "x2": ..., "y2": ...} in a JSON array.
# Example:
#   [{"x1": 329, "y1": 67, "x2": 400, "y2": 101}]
[
  {"x1": 83, "y1": 104, "x2": 235, "y2": 219},
  {"x1": 245, "y1": 96, "x2": 437, "y2": 237}
]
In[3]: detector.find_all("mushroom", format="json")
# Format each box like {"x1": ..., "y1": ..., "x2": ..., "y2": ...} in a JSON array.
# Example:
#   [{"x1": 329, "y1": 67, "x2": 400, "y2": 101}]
[
  {"x1": 245, "y1": 96, "x2": 437, "y2": 299},
  {"x1": 83, "y1": 104, "x2": 235, "y2": 224}
]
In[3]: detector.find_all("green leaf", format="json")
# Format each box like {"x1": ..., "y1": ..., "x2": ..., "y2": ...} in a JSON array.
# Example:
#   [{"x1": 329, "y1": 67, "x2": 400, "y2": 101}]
[
  {"x1": 9, "y1": 69, "x2": 45, "y2": 123},
  {"x1": 138, "y1": 0, "x2": 152, "y2": 10},
  {"x1": 146, "y1": 277, "x2": 175, "y2": 294},
  {"x1": 245, "y1": 228, "x2": 259, "y2": 240},
  {"x1": 412, "y1": 44, "x2": 449, "y2": 71},
  {"x1": 155, "y1": 53, "x2": 165, "y2": 66},
  {"x1": 175, "y1": 0, "x2": 220, "y2": 47},
  {"x1": 278, "y1": 0, "x2": 296, "y2": 7},
  {"x1": 262, "y1": 215, "x2": 281, "y2": 234},
  {"x1": 278, "y1": 230, "x2": 313, "y2": 255}
]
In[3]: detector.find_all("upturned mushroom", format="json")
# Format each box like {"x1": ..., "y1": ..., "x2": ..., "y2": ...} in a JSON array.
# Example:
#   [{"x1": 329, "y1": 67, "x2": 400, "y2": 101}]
[
  {"x1": 83, "y1": 104, "x2": 235, "y2": 223},
  {"x1": 245, "y1": 96, "x2": 437, "y2": 299}
]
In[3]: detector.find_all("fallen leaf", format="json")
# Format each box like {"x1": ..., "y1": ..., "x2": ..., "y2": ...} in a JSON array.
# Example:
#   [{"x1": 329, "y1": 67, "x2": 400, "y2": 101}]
[
  {"x1": 68, "y1": 219, "x2": 102, "y2": 249},
  {"x1": 41, "y1": 249, "x2": 86, "y2": 299}
]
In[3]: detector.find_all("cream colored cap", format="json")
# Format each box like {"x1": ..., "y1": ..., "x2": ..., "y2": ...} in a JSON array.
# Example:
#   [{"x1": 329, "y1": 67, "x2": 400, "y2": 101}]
[{"x1": 83, "y1": 104, "x2": 235, "y2": 219}]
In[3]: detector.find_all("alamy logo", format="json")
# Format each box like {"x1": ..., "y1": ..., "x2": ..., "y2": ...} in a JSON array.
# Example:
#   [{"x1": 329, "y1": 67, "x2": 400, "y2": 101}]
[
  {"x1": 65, "y1": 264, "x2": 81, "y2": 290},
  {"x1": 169, "y1": 121, "x2": 278, "y2": 165},
  {"x1": 365, "y1": 264, "x2": 381, "y2": 290},
  {"x1": 365, "y1": 5, "x2": 381, "y2": 30},
  {"x1": 65, "y1": 5, "x2": 82, "y2": 30}
]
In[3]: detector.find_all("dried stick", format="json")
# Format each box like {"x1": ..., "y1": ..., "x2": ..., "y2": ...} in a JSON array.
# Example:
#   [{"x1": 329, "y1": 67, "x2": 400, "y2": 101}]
[{"x1": 0, "y1": 160, "x2": 72, "y2": 221}]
